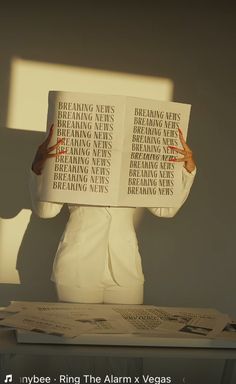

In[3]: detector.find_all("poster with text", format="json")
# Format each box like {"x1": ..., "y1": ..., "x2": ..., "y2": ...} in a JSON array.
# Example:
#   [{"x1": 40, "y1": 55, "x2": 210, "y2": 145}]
[{"x1": 39, "y1": 91, "x2": 191, "y2": 207}]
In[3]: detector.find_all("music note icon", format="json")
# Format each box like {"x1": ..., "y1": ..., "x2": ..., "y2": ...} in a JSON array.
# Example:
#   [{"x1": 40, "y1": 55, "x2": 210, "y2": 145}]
[{"x1": 4, "y1": 374, "x2": 13, "y2": 383}]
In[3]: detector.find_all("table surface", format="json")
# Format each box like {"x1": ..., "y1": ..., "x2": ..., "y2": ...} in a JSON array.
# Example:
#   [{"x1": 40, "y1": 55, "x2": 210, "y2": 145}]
[{"x1": 1, "y1": 330, "x2": 236, "y2": 360}]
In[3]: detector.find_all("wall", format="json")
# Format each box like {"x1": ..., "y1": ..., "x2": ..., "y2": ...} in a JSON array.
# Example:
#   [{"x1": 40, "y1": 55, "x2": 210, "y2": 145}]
[{"x1": 0, "y1": 2, "x2": 235, "y2": 314}]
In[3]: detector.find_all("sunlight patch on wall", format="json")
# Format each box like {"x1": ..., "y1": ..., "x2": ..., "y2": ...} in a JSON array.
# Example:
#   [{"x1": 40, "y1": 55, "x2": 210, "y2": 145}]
[{"x1": 7, "y1": 57, "x2": 173, "y2": 132}]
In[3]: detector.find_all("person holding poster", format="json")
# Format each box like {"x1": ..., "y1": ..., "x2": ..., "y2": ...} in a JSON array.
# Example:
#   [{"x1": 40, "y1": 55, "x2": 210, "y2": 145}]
[{"x1": 30, "y1": 124, "x2": 196, "y2": 305}]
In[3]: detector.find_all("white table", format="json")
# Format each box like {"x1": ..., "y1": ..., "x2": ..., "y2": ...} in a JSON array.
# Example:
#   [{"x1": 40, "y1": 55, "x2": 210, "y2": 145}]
[{"x1": 0, "y1": 330, "x2": 236, "y2": 384}]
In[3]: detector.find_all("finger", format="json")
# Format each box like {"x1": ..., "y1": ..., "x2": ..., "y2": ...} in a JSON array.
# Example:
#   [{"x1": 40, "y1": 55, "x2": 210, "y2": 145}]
[
  {"x1": 169, "y1": 155, "x2": 191, "y2": 162},
  {"x1": 168, "y1": 146, "x2": 193, "y2": 159},
  {"x1": 47, "y1": 151, "x2": 67, "y2": 158},
  {"x1": 47, "y1": 138, "x2": 65, "y2": 152},
  {"x1": 168, "y1": 156, "x2": 178, "y2": 161},
  {"x1": 168, "y1": 146, "x2": 185, "y2": 155},
  {"x1": 178, "y1": 128, "x2": 191, "y2": 151}
]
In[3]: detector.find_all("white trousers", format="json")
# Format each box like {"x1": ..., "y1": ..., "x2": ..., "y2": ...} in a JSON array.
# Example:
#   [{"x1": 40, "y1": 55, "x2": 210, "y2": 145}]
[
  {"x1": 56, "y1": 283, "x2": 144, "y2": 304},
  {"x1": 54, "y1": 246, "x2": 144, "y2": 304},
  {"x1": 55, "y1": 249, "x2": 144, "y2": 304}
]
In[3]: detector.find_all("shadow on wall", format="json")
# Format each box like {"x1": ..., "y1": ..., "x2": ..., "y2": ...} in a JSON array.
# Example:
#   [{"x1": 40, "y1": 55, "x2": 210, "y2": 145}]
[{"x1": 0, "y1": 128, "x2": 69, "y2": 305}]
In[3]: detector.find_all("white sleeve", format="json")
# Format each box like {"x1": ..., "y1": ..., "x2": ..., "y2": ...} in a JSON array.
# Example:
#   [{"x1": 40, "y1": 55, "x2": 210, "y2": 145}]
[
  {"x1": 147, "y1": 167, "x2": 196, "y2": 218},
  {"x1": 29, "y1": 169, "x2": 63, "y2": 218}
]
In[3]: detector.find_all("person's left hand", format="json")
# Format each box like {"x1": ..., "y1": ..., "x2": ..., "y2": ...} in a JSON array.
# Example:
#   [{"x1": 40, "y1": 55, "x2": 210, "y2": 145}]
[{"x1": 168, "y1": 128, "x2": 196, "y2": 173}]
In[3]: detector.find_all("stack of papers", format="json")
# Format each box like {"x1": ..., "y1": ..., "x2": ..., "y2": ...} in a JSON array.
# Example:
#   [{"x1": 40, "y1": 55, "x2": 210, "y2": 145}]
[{"x1": 1, "y1": 301, "x2": 236, "y2": 348}]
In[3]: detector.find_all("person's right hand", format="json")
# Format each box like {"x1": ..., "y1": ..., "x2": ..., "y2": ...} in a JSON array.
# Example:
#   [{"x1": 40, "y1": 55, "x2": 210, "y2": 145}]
[{"x1": 31, "y1": 124, "x2": 66, "y2": 175}]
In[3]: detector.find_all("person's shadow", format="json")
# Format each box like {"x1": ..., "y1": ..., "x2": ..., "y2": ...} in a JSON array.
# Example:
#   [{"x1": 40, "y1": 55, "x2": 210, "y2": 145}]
[
  {"x1": 0, "y1": 127, "x2": 69, "y2": 304},
  {"x1": 16, "y1": 207, "x2": 69, "y2": 302}
]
